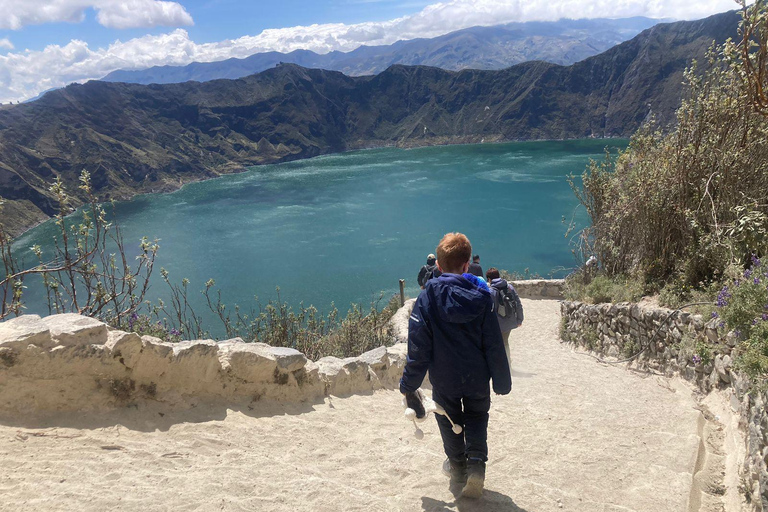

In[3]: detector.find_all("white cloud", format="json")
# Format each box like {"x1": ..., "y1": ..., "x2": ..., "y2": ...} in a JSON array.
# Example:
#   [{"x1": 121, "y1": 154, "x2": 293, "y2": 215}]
[
  {"x1": 0, "y1": 38, "x2": 13, "y2": 50},
  {"x1": 0, "y1": 0, "x2": 193, "y2": 30},
  {"x1": 0, "y1": 0, "x2": 744, "y2": 103}
]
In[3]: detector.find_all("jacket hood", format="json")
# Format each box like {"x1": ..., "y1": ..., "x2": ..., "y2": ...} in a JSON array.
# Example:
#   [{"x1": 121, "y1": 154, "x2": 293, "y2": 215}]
[
  {"x1": 490, "y1": 278, "x2": 509, "y2": 290},
  {"x1": 428, "y1": 273, "x2": 492, "y2": 323}
]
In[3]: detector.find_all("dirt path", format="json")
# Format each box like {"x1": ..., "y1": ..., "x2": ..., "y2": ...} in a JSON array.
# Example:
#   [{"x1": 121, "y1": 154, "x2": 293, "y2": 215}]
[{"x1": 0, "y1": 300, "x2": 741, "y2": 511}]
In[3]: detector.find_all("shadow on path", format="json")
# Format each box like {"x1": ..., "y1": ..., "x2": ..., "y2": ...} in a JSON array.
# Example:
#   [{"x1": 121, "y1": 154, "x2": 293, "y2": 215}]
[
  {"x1": 0, "y1": 398, "x2": 324, "y2": 432},
  {"x1": 422, "y1": 481, "x2": 530, "y2": 512}
]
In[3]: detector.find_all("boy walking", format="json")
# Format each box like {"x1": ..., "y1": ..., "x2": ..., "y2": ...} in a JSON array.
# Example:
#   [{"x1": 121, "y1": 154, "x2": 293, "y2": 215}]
[{"x1": 400, "y1": 233, "x2": 511, "y2": 498}]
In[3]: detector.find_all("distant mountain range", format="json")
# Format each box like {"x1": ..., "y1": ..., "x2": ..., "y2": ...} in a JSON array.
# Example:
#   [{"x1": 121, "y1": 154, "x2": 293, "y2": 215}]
[
  {"x1": 0, "y1": 11, "x2": 739, "y2": 237},
  {"x1": 102, "y1": 17, "x2": 664, "y2": 85}
]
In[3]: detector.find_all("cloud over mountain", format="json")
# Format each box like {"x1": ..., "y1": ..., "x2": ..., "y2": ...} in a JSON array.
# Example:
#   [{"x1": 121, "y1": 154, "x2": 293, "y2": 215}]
[{"x1": 0, "y1": 0, "x2": 743, "y2": 103}]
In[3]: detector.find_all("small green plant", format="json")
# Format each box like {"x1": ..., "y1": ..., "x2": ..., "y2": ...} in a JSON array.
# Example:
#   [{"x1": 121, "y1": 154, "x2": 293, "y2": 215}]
[
  {"x1": 622, "y1": 338, "x2": 638, "y2": 358},
  {"x1": 117, "y1": 312, "x2": 184, "y2": 342},
  {"x1": 677, "y1": 334, "x2": 696, "y2": 364},
  {"x1": 581, "y1": 325, "x2": 599, "y2": 351},
  {"x1": 657, "y1": 277, "x2": 718, "y2": 317},
  {"x1": 0, "y1": 348, "x2": 17, "y2": 367},
  {"x1": 734, "y1": 322, "x2": 768, "y2": 378},
  {"x1": 499, "y1": 268, "x2": 542, "y2": 281},
  {"x1": 559, "y1": 316, "x2": 569, "y2": 341},
  {"x1": 108, "y1": 377, "x2": 136, "y2": 401},
  {"x1": 139, "y1": 382, "x2": 157, "y2": 398},
  {"x1": 694, "y1": 340, "x2": 713, "y2": 366}
]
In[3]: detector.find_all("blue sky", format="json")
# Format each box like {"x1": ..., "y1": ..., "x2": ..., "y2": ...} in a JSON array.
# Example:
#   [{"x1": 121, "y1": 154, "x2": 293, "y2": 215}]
[
  {"x1": 0, "y1": 0, "x2": 744, "y2": 103},
  {"x1": 1, "y1": 0, "x2": 434, "y2": 53}
]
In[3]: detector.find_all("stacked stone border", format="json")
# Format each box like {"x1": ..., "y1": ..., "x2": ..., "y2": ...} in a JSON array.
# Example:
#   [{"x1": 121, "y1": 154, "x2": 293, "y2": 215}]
[
  {"x1": 562, "y1": 300, "x2": 766, "y2": 510},
  {"x1": 0, "y1": 313, "x2": 411, "y2": 415},
  {"x1": 511, "y1": 279, "x2": 564, "y2": 300}
]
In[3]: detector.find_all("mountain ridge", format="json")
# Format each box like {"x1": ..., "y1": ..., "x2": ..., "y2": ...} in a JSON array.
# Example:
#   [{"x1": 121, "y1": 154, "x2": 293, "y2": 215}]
[
  {"x1": 101, "y1": 17, "x2": 664, "y2": 85},
  {"x1": 0, "y1": 11, "x2": 739, "y2": 237}
]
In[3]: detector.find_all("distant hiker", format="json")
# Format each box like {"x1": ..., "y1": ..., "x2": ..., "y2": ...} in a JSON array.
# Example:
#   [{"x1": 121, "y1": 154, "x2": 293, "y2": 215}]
[
  {"x1": 401, "y1": 232, "x2": 511, "y2": 499},
  {"x1": 468, "y1": 254, "x2": 483, "y2": 278},
  {"x1": 486, "y1": 267, "x2": 524, "y2": 365},
  {"x1": 417, "y1": 253, "x2": 441, "y2": 289}
]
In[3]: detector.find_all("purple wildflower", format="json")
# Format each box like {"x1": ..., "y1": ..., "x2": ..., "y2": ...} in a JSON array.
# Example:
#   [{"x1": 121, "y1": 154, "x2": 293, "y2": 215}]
[
  {"x1": 711, "y1": 311, "x2": 719, "y2": 319},
  {"x1": 755, "y1": 277, "x2": 761, "y2": 285},
  {"x1": 169, "y1": 328, "x2": 181, "y2": 336},
  {"x1": 131, "y1": 312, "x2": 139, "y2": 320},
  {"x1": 692, "y1": 355, "x2": 702, "y2": 365},
  {"x1": 734, "y1": 329, "x2": 742, "y2": 339},
  {"x1": 719, "y1": 321, "x2": 726, "y2": 328},
  {"x1": 745, "y1": 269, "x2": 753, "y2": 279},
  {"x1": 716, "y1": 286, "x2": 731, "y2": 307},
  {"x1": 752, "y1": 254, "x2": 761, "y2": 267},
  {"x1": 763, "y1": 313, "x2": 768, "y2": 321}
]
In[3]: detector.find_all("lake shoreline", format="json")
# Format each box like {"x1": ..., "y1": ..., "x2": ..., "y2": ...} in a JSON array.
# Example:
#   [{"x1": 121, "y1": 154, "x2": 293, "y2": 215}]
[{"x1": 6, "y1": 135, "x2": 627, "y2": 241}]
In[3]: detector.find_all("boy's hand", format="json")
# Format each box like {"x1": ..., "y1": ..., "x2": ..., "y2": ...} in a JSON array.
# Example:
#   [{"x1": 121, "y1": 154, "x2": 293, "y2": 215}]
[
  {"x1": 403, "y1": 391, "x2": 426, "y2": 419},
  {"x1": 493, "y1": 384, "x2": 511, "y2": 396}
]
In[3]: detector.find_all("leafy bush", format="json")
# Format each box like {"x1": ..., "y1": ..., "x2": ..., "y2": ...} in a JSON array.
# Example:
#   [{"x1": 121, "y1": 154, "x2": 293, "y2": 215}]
[
  {"x1": 188, "y1": 279, "x2": 399, "y2": 360},
  {"x1": 570, "y1": 37, "x2": 768, "y2": 289},
  {"x1": 563, "y1": 272, "x2": 644, "y2": 304},
  {"x1": 716, "y1": 256, "x2": 768, "y2": 378},
  {"x1": 0, "y1": 171, "x2": 158, "y2": 324}
]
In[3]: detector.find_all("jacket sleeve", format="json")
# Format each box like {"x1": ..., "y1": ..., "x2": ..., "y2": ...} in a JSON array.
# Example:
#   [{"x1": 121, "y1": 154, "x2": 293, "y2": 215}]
[
  {"x1": 508, "y1": 284, "x2": 524, "y2": 327},
  {"x1": 481, "y1": 303, "x2": 511, "y2": 395},
  {"x1": 399, "y1": 294, "x2": 433, "y2": 393}
]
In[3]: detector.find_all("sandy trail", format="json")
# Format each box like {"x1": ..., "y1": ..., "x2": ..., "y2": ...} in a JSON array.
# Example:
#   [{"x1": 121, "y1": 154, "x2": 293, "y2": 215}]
[{"x1": 0, "y1": 300, "x2": 724, "y2": 511}]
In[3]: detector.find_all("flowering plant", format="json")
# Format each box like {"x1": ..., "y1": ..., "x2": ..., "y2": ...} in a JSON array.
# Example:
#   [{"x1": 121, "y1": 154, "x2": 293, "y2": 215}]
[{"x1": 717, "y1": 256, "x2": 768, "y2": 377}]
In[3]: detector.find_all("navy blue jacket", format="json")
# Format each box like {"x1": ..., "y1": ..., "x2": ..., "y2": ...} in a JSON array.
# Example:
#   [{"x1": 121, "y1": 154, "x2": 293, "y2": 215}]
[{"x1": 400, "y1": 273, "x2": 512, "y2": 398}]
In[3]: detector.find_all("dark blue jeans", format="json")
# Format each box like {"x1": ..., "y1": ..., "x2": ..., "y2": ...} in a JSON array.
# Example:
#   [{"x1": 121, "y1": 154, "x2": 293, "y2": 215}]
[{"x1": 432, "y1": 389, "x2": 491, "y2": 462}]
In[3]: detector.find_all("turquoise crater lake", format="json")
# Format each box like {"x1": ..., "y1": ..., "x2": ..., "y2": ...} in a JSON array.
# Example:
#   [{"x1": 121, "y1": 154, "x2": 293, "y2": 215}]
[{"x1": 13, "y1": 139, "x2": 626, "y2": 331}]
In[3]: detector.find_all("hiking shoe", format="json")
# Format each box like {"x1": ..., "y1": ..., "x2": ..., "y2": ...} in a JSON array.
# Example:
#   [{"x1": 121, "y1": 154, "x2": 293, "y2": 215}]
[
  {"x1": 461, "y1": 458, "x2": 486, "y2": 498},
  {"x1": 441, "y1": 458, "x2": 467, "y2": 483},
  {"x1": 404, "y1": 391, "x2": 426, "y2": 419}
]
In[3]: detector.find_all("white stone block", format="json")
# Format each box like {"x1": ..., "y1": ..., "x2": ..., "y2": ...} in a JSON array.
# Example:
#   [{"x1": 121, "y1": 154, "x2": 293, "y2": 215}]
[
  {"x1": 40, "y1": 313, "x2": 108, "y2": 346},
  {"x1": 0, "y1": 315, "x2": 52, "y2": 348}
]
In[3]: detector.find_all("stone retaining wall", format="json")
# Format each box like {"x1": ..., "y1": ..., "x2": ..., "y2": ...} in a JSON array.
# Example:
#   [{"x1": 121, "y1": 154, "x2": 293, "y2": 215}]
[
  {"x1": 511, "y1": 279, "x2": 564, "y2": 300},
  {"x1": 0, "y1": 278, "x2": 560, "y2": 415},
  {"x1": 0, "y1": 313, "x2": 409, "y2": 415},
  {"x1": 562, "y1": 300, "x2": 766, "y2": 509}
]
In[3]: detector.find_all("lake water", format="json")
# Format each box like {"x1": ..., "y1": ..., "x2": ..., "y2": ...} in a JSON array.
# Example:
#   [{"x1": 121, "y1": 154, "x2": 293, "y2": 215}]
[{"x1": 12, "y1": 139, "x2": 626, "y2": 330}]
